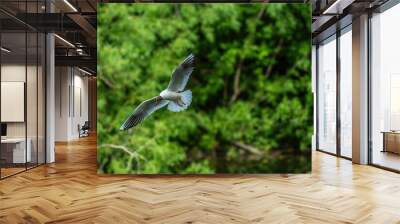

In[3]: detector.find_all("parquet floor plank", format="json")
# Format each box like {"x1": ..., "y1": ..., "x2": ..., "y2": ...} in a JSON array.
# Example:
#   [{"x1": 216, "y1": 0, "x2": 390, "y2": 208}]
[{"x1": 0, "y1": 135, "x2": 399, "y2": 223}]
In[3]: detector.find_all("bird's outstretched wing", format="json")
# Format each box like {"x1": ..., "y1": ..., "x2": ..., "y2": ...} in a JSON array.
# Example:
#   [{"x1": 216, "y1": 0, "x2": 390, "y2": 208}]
[
  {"x1": 167, "y1": 54, "x2": 194, "y2": 92},
  {"x1": 120, "y1": 96, "x2": 168, "y2": 130}
]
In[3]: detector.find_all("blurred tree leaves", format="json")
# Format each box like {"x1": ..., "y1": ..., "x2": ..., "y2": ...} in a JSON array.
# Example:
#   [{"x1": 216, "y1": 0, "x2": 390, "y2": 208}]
[{"x1": 98, "y1": 3, "x2": 312, "y2": 174}]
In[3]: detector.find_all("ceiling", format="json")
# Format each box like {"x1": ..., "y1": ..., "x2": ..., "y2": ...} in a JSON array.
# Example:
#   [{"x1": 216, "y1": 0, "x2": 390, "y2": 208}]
[
  {"x1": 312, "y1": 0, "x2": 390, "y2": 43},
  {"x1": 0, "y1": 0, "x2": 97, "y2": 74}
]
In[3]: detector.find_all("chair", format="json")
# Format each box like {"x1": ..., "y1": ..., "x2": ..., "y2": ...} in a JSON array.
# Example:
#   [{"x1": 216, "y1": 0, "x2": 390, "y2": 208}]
[{"x1": 79, "y1": 121, "x2": 90, "y2": 138}]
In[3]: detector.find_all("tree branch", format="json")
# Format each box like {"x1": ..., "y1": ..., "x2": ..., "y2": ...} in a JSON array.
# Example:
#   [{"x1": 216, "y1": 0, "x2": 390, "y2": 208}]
[
  {"x1": 99, "y1": 75, "x2": 115, "y2": 88},
  {"x1": 100, "y1": 144, "x2": 136, "y2": 156},
  {"x1": 229, "y1": 58, "x2": 243, "y2": 105},
  {"x1": 257, "y1": 3, "x2": 267, "y2": 20},
  {"x1": 99, "y1": 144, "x2": 144, "y2": 172},
  {"x1": 231, "y1": 141, "x2": 262, "y2": 155},
  {"x1": 174, "y1": 4, "x2": 181, "y2": 17},
  {"x1": 223, "y1": 75, "x2": 228, "y2": 106},
  {"x1": 265, "y1": 38, "x2": 284, "y2": 78}
]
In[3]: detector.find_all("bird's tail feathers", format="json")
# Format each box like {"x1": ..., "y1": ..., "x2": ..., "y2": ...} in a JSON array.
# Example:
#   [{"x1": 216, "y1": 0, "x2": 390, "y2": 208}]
[
  {"x1": 167, "y1": 90, "x2": 192, "y2": 112},
  {"x1": 167, "y1": 102, "x2": 184, "y2": 112},
  {"x1": 181, "y1": 90, "x2": 192, "y2": 107}
]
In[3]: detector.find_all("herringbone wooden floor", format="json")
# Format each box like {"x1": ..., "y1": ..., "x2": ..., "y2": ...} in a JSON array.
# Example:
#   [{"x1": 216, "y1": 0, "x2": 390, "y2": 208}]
[{"x1": 1, "y1": 135, "x2": 400, "y2": 224}]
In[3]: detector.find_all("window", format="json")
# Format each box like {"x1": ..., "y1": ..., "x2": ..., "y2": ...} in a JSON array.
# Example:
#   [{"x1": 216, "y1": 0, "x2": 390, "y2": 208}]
[
  {"x1": 339, "y1": 26, "x2": 352, "y2": 158},
  {"x1": 317, "y1": 35, "x2": 337, "y2": 154},
  {"x1": 370, "y1": 3, "x2": 400, "y2": 171}
]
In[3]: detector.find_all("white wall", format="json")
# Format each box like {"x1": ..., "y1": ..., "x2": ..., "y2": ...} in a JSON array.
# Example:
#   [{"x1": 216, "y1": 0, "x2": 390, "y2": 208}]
[
  {"x1": 55, "y1": 67, "x2": 89, "y2": 141},
  {"x1": 72, "y1": 73, "x2": 89, "y2": 138},
  {"x1": 1, "y1": 65, "x2": 36, "y2": 137},
  {"x1": 1, "y1": 63, "x2": 46, "y2": 164},
  {"x1": 1, "y1": 65, "x2": 26, "y2": 140},
  {"x1": 55, "y1": 67, "x2": 69, "y2": 141}
]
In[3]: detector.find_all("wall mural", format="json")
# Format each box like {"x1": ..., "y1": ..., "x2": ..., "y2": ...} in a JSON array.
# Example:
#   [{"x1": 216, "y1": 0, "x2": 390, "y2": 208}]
[{"x1": 97, "y1": 3, "x2": 312, "y2": 174}]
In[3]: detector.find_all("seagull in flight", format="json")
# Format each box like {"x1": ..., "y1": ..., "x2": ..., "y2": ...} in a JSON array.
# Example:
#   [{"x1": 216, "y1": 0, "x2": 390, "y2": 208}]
[{"x1": 120, "y1": 54, "x2": 195, "y2": 131}]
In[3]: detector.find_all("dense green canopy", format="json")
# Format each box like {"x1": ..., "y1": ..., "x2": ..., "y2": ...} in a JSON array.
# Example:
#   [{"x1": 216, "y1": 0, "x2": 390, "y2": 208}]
[{"x1": 98, "y1": 3, "x2": 312, "y2": 174}]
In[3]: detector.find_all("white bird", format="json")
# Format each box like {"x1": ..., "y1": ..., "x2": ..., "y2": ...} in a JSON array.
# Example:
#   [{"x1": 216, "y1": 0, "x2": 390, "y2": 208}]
[{"x1": 120, "y1": 54, "x2": 194, "y2": 131}]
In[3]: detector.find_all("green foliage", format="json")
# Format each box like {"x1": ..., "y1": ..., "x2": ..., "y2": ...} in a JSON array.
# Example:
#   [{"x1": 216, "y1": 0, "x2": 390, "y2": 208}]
[{"x1": 97, "y1": 3, "x2": 312, "y2": 174}]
